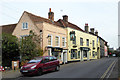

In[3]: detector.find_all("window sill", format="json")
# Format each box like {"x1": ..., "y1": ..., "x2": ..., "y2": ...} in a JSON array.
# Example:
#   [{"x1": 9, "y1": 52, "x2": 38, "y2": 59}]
[{"x1": 22, "y1": 28, "x2": 28, "y2": 30}]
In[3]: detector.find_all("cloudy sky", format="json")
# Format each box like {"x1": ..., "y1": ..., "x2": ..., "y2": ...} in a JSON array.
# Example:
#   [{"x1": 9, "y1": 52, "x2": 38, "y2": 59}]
[{"x1": 0, "y1": 0, "x2": 119, "y2": 49}]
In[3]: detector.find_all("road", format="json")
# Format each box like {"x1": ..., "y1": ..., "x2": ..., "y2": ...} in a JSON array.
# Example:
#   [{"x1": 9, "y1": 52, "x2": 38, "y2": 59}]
[{"x1": 15, "y1": 57, "x2": 118, "y2": 80}]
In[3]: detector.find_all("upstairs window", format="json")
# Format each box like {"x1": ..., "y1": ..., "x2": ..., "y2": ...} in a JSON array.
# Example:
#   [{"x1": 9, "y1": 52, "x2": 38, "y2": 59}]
[
  {"x1": 55, "y1": 36, "x2": 60, "y2": 47},
  {"x1": 93, "y1": 40, "x2": 95, "y2": 47},
  {"x1": 86, "y1": 39, "x2": 89, "y2": 46},
  {"x1": 80, "y1": 37, "x2": 83, "y2": 46},
  {"x1": 22, "y1": 22, "x2": 28, "y2": 29},
  {"x1": 62, "y1": 37, "x2": 66, "y2": 47},
  {"x1": 48, "y1": 35, "x2": 52, "y2": 46}
]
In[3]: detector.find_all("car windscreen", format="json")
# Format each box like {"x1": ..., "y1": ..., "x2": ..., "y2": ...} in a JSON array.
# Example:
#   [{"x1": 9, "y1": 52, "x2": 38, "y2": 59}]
[{"x1": 27, "y1": 58, "x2": 42, "y2": 64}]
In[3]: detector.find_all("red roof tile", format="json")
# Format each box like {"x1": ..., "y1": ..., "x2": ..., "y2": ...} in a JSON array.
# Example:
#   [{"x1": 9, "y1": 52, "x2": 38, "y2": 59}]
[
  {"x1": 0, "y1": 23, "x2": 17, "y2": 34},
  {"x1": 25, "y1": 11, "x2": 61, "y2": 27},
  {"x1": 57, "y1": 19, "x2": 84, "y2": 32}
]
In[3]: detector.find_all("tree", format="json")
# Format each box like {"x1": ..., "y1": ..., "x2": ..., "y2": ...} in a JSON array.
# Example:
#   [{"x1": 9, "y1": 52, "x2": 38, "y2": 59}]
[
  {"x1": 2, "y1": 33, "x2": 19, "y2": 67},
  {"x1": 19, "y1": 30, "x2": 43, "y2": 65}
]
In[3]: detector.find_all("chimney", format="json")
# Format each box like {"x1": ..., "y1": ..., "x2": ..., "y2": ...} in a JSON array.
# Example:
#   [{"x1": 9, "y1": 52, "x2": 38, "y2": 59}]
[
  {"x1": 95, "y1": 30, "x2": 98, "y2": 36},
  {"x1": 90, "y1": 28, "x2": 94, "y2": 34},
  {"x1": 85, "y1": 23, "x2": 89, "y2": 33},
  {"x1": 48, "y1": 8, "x2": 54, "y2": 21},
  {"x1": 63, "y1": 15, "x2": 68, "y2": 22}
]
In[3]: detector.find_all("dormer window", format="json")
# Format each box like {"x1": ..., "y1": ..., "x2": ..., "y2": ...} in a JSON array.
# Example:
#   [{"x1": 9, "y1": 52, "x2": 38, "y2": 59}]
[{"x1": 22, "y1": 22, "x2": 28, "y2": 29}]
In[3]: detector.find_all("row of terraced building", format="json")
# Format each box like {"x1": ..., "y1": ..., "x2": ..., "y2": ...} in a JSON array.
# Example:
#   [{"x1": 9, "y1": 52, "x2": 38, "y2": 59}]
[{"x1": 1, "y1": 8, "x2": 108, "y2": 64}]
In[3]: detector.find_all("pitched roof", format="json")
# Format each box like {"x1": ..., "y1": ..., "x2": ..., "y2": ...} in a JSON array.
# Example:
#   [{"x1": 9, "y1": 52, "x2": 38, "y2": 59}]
[
  {"x1": 25, "y1": 11, "x2": 61, "y2": 27},
  {"x1": 57, "y1": 19, "x2": 84, "y2": 32},
  {"x1": 0, "y1": 23, "x2": 17, "y2": 34}
]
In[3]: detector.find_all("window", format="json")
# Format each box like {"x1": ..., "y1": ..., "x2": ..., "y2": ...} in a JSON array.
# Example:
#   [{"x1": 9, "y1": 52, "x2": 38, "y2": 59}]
[
  {"x1": 83, "y1": 51, "x2": 87, "y2": 57},
  {"x1": 80, "y1": 38, "x2": 83, "y2": 46},
  {"x1": 49, "y1": 57, "x2": 54, "y2": 61},
  {"x1": 78, "y1": 51, "x2": 80, "y2": 58},
  {"x1": 92, "y1": 51, "x2": 95, "y2": 57},
  {"x1": 55, "y1": 36, "x2": 60, "y2": 46},
  {"x1": 22, "y1": 22, "x2": 28, "y2": 29},
  {"x1": 73, "y1": 36, "x2": 76, "y2": 44},
  {"x1": 44, "y1": 57, "x2": 49, "y2": 63},
  {"x1": 20, "y1": 35, "x2": 29, "y2": 39},
  {"x1": 71, "y1": 49, "x2": 77, "y2": 59},
  {"x1": 86, "y1": 39, "x2": 89, "y2": 46},
  {"x1": 48, "y1": 35, "x2": 52, "y2": 46},
  {"x1": 62, "y1": 37, "x2": 66, "y2": 47},
  {"x1": 93, "y1": 40, "x2": 94, "y2": 47}
]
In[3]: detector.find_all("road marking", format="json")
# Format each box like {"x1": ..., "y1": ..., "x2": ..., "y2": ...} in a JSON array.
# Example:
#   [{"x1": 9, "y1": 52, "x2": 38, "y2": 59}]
[
  {"x1": 106, "y1": 60, "x2": 117, "y2": 78},
  {"x1": 99, "y1": 59, "x2": 117, "y2": 80}
]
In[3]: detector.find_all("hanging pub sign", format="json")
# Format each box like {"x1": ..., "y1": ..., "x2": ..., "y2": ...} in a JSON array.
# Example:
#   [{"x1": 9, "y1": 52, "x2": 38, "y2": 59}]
[
  {"x1": 52, "y1": 47, "x2": 63, "y2": 52},
  {"x1": 70, "y1": 31, "x2": 75, "y2": 41}
]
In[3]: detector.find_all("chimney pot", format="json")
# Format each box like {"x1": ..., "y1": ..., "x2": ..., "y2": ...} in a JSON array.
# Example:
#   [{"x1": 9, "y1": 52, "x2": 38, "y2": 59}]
[
  {"x1": 63, "y1": 15, "x2": 68, "y2": 22},
  {"x1": 49, "y1": 8, "x2": 51, "y2": 12},
  {"x1": 90, "y1": 28, "x2": 95, "y2": 34},
  {"x1": 95, "y1": 30, "x2": 98, "y2": 36},
  {"x1": 85, "y1": 23, "x2": 89, "y2": 33},
  {"x1": 48, "y1": 8, "x2": 54, "y2": 21}
]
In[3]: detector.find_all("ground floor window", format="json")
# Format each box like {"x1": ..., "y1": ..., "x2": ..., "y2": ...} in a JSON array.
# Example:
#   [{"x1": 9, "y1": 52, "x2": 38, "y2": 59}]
[
  {"x1": 92, "y1": 51, "x2": 95, "y2": 57},
  {"x1": 78, "y1": 51, "x2": 80, "y2": 58},
  {"x1": 83, "y1": 51, "x2": 87, "y2": 57},
  {"x1": 71, "y1": 49, "x2": 77, "y2": 59},
  {"x1": 48, "y1": 49, "x2": 50, "y2": 56},
  {"x1": 52, "y1": 52, "x2": 61, "y2": 60}
]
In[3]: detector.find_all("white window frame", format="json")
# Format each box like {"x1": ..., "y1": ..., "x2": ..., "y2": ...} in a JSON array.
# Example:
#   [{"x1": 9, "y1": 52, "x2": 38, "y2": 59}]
[
  {"x1": 62, "y1": 37, "x2": 66, "y2": 47},
  {"x1": 22, "y1": 22, "x2": 28, "y2": 29},
  {"x1": 55, "y1": 36, "x2": 60, "y2": 47},
  {"x1": 47, "y1": 34, "x2": 52, "y2": 47}
]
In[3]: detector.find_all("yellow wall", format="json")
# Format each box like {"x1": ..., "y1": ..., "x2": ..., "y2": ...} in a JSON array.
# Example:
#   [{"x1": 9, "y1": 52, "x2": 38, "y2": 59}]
[{"x1": 67, "y1": 27, "x2": 98, "y2": 61}]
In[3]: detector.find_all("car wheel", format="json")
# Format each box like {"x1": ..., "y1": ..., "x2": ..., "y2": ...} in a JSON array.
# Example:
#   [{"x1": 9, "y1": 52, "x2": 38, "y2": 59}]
[
  {"x1": 37, "y1": 68, "x2": 42, "y2": 76},
  {"x1": 55, "y1": 65, "x2": 60, "y2": 71}
]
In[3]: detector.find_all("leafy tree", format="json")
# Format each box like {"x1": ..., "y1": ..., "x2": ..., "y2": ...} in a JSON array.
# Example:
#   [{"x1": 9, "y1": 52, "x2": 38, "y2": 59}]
[
  {"x1": 19, "y1": 30, "x2": 43, "y2": 65},
  {"x1": 2, "y1": 33, "x2": 19, "y2": 67}
]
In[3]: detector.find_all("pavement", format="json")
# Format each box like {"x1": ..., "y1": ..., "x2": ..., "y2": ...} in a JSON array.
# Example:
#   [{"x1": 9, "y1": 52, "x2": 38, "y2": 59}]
[
  {"x1": 2, "y1": 69, "x2": 20, "y2": 79},
  {"x1": 1, "y1": 57, "x2": 119, "y2": 80}
]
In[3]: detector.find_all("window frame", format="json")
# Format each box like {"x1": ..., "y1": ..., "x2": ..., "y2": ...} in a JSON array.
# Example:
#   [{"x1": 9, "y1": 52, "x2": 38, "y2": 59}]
[
  {"x1": 47, "y1": 34, "x2": 52, "y2": 46},
  {"x1": 62, "y1": 37, "x2": 66, "y2": 47},
  {"x1": 80, "y1": 37, "x2": 83, "y2": 46},
  {"x1": 55, "y1": 36, "x2": 60, "y2": 47},
  {"x1": 86, "y1": 39, "x2": 89, "y2": 46},
  {"x1": 22, "y1": 22, "x2": 28, "y2": 29}
]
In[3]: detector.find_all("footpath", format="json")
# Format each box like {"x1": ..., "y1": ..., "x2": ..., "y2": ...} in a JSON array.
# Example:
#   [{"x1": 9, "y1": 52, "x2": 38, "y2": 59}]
[{"x1": 2, "y1": 69, "x2": 21, "y2": 79}]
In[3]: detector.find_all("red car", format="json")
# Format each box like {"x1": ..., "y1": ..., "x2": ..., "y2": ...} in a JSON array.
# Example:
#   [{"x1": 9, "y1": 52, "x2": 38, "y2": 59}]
[
  {"x1": 0, "y1": 66, "x2": 4, "y2": 71},
  {"x1": 20, "y1": 56, "x2": 60, "y2": 76}
]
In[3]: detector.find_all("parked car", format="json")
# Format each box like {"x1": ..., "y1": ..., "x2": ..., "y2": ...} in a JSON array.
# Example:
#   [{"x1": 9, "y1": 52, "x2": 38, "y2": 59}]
[
  {"x1": 20, "y1": 56, "x2": 60, "y2": 76},
  {"x1": 0, "y1": 66, "x2": 5, "y2": 71}
]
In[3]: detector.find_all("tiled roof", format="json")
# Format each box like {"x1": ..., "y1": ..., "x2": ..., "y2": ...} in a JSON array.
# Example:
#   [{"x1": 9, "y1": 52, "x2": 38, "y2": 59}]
[
  {"x1": 25, "y1": 11, "x2": 61, "y2": 27},
  {"x1": 0, "y1": 23, "x2": 17, "y2": 34},
  {"x1": 57, "y1": 19, "x2": 84, "y2": 32}
]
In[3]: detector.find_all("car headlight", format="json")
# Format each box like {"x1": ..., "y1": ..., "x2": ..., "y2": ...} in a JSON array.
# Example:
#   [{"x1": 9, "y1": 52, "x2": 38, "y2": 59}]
[{"x1": 31, "y1": 65, "x2": 36, "y2": 69}]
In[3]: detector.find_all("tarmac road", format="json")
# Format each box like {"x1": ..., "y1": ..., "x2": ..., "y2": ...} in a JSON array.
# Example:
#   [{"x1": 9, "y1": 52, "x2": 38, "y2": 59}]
[{"x1": 15, "y1": 57, "x2": 118, "y2": 80}]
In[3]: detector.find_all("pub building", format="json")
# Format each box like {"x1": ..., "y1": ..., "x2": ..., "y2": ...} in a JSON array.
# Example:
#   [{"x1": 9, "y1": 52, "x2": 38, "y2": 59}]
[{"x1": 47, "y1": 47, "x2": 68, "y2": 64}]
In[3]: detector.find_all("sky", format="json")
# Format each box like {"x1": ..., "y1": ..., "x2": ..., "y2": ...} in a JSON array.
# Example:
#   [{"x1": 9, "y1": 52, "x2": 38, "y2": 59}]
[{"x1": 0, "y1": 0, "x2": 119, "y2": 49}]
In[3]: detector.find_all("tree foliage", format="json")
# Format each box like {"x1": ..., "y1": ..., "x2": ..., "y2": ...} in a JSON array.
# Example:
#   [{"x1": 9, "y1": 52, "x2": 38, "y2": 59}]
[
  {"x1": 19, "y1": 30, "x2": 43, "y2": 63},
  {"x1": 2, "y1": 33, "x2": 19, "y2": 67}
]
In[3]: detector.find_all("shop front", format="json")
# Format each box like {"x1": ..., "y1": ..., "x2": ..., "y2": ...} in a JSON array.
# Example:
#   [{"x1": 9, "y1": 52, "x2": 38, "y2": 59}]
[
  {"x1": 80, "y1": 47, "x2": 90, "y2": 61},
  {"x1": 47, "y1": 47, "x2": 67, "y2": 64}
]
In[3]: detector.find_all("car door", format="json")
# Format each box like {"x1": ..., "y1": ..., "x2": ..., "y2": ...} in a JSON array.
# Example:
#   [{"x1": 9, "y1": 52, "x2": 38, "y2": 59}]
[
  {"x1": 49, "y1": 56, "x2": 56, "y2": 70},
  {"x1": 42, "y1": 57, "x2": 50, "y2": 72}
]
